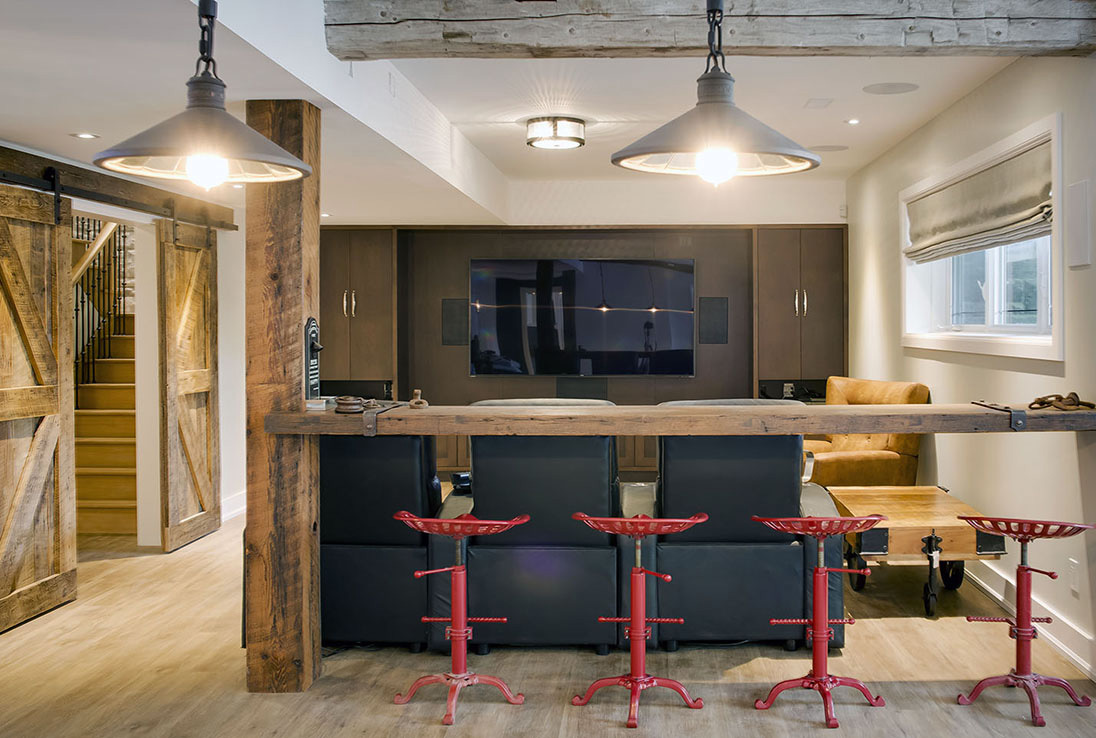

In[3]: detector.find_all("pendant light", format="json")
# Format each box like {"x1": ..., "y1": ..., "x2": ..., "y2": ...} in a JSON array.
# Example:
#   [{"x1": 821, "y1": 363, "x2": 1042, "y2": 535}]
[
  {"x1": 611, "y1": 0, "x2": 819, "y2": 186},
  {"x1": 94, "y1": 0, "x2": 311, "y2": 190}
]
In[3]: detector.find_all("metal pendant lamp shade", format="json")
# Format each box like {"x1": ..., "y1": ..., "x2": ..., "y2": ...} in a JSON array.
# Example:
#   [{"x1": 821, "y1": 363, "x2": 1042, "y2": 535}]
[
  {"x1": 95, "y1": 75, "x2": 311, "y2": 186},
  {"x1": 612, "y1": 70, "x2": 819, "y2": 178},
  {"x1": 612, "y1": 0, "x2": 819, "y2": 184},
  {"x1": 94, "y1": 0, "x2": 310, "y2": 189}
]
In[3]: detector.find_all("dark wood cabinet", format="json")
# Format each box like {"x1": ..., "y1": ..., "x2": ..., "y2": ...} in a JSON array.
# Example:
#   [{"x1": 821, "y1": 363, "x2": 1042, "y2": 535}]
[
  {"x1": 319, "y1": 228, "x2": 396, "y2": 383},
  {"x1": 800, "y1": 228, "x2": 846, "y2": 380},
  {"x1": 757, "y1": 227, "x2": 846, "y2": 382}
]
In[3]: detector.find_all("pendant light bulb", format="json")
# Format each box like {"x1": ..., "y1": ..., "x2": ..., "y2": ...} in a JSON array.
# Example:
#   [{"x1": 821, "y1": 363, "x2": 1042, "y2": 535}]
[
  {"x1": 185, "y1": 154, "x2": 229, "y2": 190},
  {"x1": 696, "y1": 148, "x2": 738, "y2": 186}
]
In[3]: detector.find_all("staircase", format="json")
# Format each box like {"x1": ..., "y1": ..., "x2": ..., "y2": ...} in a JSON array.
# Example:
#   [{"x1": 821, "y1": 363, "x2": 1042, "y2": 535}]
[
  {"x1": 76, "y1": 313, "x2": 137, "y2": 534},
  {"x1": 73, "y1": 217, "x2": 137, "y2": 535}
]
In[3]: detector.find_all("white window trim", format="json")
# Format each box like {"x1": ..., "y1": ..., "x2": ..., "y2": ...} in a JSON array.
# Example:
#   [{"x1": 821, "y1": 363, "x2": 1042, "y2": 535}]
[{"x1": 899, "y1": 114, "x2": 1064, "y2": 361}]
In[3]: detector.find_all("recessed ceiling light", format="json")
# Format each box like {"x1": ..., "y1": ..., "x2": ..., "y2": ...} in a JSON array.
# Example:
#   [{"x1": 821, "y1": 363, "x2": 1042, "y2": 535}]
[
  {"x1": 803, "y1": 98, "x2": 833, "y2": 109},
  {"x1": 70, "y1": 132, "x2": 99, "y2": 140},
  {"x1": 526, "y1": 117, "x2": 586, "y2": 150},
  {"x1": 846, "y1": 119, "x2": 861, "y2": 126},
  {"x1": 863, "y1": 82, "x2": 920, "y2": 95},
  {"x1": 232, "y1": 184, "x2": 244, "y2": 189},
  {"x1": 810, "y1": 145, "x2": 849, "y2": 153},
  {"x1": 321, "y1": 213, "x2": 330, "y2": 218}
]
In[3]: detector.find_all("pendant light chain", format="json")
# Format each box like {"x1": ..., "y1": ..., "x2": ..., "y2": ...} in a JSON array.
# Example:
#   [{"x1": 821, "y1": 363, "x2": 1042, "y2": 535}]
[
  {"x1": 705, "y1": 0, "x2": 726, "y2": 74},
  {"x1": 195, "y1": 0, "x2": 220, "y2": 80}
]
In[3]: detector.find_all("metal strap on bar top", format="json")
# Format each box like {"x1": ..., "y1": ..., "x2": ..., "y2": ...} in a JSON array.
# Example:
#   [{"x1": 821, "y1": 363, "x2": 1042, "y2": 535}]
[{"x1": 972, "y1": 400, "x2": 1027, "y2": 431}]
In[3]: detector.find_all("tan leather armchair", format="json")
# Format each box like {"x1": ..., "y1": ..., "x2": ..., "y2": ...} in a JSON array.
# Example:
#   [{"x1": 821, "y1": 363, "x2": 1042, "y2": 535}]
[{"x1": 804, "y1": 376, "x2": 930, "y2": 487}]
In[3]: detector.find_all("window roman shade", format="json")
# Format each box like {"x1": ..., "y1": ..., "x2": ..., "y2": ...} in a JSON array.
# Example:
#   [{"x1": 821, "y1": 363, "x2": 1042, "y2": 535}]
[{"x1": 904, "y1": 140, "x2": 1052, "y2": 264}]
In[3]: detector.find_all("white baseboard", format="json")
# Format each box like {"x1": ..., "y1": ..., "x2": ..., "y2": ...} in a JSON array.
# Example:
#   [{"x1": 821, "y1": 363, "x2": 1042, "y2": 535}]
[
  {"x1": 966, "y1": 560, "x2": 1095, "y2": 680},
  {"x1": 221, "y1": 488, "x2": 246, "y2": 522}
]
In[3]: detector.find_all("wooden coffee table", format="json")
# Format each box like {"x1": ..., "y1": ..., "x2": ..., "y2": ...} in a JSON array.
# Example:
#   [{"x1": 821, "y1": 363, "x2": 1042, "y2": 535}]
[{"x1": 827, "y1": 485, "x2": 1005, "y2": 616}]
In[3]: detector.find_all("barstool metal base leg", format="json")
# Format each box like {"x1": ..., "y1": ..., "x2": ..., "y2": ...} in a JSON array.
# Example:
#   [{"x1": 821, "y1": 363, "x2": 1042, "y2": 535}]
[
  {"x1": 572, "y1": 674, "x2": 703, "y2": 729},
  {"x1": 754, "y1": 674, "x2": 885, "y2": 729},
  {"x1": 395, "y1": 672, "x2": 525, "y2": 726},
  {"x1": 958, "y1": 670, "x2": 1091, "y2": 727}
]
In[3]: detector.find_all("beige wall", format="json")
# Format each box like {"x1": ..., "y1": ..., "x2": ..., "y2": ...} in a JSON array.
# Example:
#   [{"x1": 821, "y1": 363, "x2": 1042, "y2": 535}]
[{"x1": 847, "y1": 57, "x2": 1096, "y2": 675}]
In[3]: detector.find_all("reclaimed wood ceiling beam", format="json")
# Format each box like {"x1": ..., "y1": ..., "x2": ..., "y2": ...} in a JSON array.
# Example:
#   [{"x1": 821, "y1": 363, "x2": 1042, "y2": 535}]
[{"x1": 324, "y1": 0, "x2": 1096, "y2": 59}]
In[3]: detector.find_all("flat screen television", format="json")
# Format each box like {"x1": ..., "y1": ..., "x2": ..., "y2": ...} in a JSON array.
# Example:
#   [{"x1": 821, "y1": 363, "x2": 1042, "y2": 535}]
[{"x1": 470, "y1": 258, "x2": 695, "y2": 376}]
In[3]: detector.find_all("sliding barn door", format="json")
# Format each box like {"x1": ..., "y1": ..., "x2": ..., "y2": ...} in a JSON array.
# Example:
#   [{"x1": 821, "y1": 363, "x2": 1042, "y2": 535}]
[
  {"x1": 157, "y1": 220, "x2": 220, "y2": 552},
  {"x1": 0, "y1": 185, "x2": 75, "y2": 632}
]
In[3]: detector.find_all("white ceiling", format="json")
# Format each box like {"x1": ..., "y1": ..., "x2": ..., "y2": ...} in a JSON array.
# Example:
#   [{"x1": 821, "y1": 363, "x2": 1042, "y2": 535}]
[
  {"x1": 393, "y1": 56, "x2": 1013, "y2": 180},
  {"x1": 0, "y1": 0, "x2": 497, "y2": 223},
  {"x1": 0, "y1": 1, "x2": 1013, "y2": 225}
]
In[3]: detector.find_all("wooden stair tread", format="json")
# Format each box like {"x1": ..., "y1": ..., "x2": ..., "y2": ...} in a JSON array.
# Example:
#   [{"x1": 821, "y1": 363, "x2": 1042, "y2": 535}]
[
  {"x1": 75, "y1": 437, "x2": 136, "y2": 445},
  {"x1": 78, "y1": 383, "x2": 134, "y2": 389},
  {"x1": 75, "y1": 409, "x2": 136, "y2": 415},
  {"x1": 76, "y1": 467, "x2": 136, "y2": 476},
  {"x1": 95, "y1": 358, "x2": 134, "y2": 364},
  {"x1": 76, "y1": 500, "x2": 136, "y2": 509}
]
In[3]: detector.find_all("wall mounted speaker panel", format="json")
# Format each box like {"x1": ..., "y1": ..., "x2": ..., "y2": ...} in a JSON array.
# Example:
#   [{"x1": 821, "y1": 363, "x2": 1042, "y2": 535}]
[
  {"x1": 698, "y1": 297, "x2": 729, "y2": 344},
  {"x1": 441, "y1": 298, "x2": 469, "y2": 345},
  {"x1": 1066, "y1": 179, "x2": 1092, "y2": 268}
]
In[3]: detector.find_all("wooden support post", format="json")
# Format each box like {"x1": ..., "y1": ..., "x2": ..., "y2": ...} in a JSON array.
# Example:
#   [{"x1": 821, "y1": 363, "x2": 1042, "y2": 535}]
[{"x1": 244, "y1": 100, "x2": 322, "y2": 693}]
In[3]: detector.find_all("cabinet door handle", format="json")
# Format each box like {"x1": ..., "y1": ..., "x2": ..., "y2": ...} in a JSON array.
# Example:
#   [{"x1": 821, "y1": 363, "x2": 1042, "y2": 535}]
[
  {"x1": 803, "y1": 288, "x2": 808, "y2": 317},
  {"x1": 342, "y1": 290, "x2": 348, "y2": 317},
  {"x1": 350, "y1": 290, "x2": 357, "y2": 318},
  {"x1": 794, "y1": 288, "x2": 799, "y2": 317}
]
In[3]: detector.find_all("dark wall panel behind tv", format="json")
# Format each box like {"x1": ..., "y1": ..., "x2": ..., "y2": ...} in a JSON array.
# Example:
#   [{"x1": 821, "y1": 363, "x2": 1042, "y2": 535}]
[{"x1": 404, "y1": 229, "x2": 753, "y2": 405}]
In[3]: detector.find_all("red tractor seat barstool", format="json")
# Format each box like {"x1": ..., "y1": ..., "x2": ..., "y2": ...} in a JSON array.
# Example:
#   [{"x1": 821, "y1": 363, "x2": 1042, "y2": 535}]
[
  {"x1": 752, "y1": 514, "x2": 888, "y2": 729},
  {"x1": 570, "y1": 512, "x2": 708, "y2": 729},
  {"x1": 956, "y1": 515, "x2": 1094, "y2": 727},
  {"x1": 392, "y1": 510, "x2": 530, "y2": 726}
]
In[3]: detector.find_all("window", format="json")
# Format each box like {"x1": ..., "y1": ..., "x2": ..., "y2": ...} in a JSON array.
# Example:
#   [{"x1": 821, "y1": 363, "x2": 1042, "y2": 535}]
[
  {"x1": 939, "y1": 235, "x2": 1051, "y2": 334},
  {"x1": 900, "y1": 115, "x2": 1062, "y2": 361}
]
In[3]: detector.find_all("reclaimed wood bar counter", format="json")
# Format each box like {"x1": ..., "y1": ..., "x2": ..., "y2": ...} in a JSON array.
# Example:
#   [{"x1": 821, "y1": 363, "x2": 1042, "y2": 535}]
[
  {"x1": 250, "y1": 401, "x2": 1096, "y2": 693},
  {"x1": 265, "y1": 402, "x2": 1096, "y2": 437}
]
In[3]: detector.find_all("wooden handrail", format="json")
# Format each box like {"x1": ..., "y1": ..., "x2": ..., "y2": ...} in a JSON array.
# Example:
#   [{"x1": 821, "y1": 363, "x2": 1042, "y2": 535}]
[{"x1": 71, "y1": 221, "x2": 118, "y2": 285}]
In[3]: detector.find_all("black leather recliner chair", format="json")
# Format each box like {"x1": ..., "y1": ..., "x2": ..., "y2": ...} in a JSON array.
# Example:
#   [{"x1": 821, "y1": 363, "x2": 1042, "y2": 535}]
[
  {"x1": 452, "y1": 399, "x2": 622, "y2": 652},
  {"x1": 651, "y1": 399, "x2": 846, "y2": 650},
  {"x1": 320, "y1": 435, "x2": 445, "y2": 648}
]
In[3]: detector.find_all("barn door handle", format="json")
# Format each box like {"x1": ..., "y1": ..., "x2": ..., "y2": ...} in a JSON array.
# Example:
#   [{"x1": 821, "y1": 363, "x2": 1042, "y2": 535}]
[
  {"x1": 342, "y1": 290, "x2": 348, "y2": 317},
  {"x1": 794, "y1": 288, "x2": 799, "y2": 317},
  {"x1": 803, "y1": 288, "x2": 808, "y2": 317},
  {"x1": 351, "y1": 290, "x2": 357, "y2": 318}
]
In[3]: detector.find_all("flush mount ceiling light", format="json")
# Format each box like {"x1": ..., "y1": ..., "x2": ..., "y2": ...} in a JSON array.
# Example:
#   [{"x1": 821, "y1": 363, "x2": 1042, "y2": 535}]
[
  {"x1": 611, "y1": 0, "x2": 819, "y2": 186},
  {"x1": 70, "y1": 132, "x2": 100, "y2": 140},
  {"x1": 526, "y1": 117, "x2": 586, "y2": 150},
  {"x1": 94, "y1": 0, "x2": 310, "y2": 190}
]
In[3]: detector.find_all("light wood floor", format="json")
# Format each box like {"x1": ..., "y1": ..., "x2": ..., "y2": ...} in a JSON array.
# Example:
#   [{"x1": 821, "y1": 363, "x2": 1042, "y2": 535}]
[{"x1": 1, "y1": 516, "x2": 1093, "y2": 737}]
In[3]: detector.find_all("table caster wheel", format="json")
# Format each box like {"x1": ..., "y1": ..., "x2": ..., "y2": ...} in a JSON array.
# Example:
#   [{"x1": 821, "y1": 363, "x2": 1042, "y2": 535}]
[
  {"x1": 923, "y1": 583, "x2": 937, "y2": 617},
  {"x1": 941, "y1": 560, "x2": 965, "y2": 590}
]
